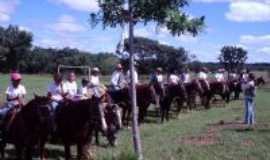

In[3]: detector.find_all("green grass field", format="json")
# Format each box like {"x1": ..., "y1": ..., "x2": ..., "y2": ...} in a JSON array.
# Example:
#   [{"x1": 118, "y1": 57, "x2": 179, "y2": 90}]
[{"x1": 0, "y1": 74, "x2": 270, "y2": 160}]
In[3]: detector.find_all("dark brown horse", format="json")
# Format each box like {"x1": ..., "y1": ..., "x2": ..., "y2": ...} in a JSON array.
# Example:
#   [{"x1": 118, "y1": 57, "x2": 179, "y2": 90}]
[
  {"x1": 56, "y1": 93, "x2": 121, "y2": 160},
  {"x1": 184, "y1": 80, "x2": 203, "y2": 110},
  {"x1": 160, "y1": 83, "x2": 187, "y2": 122},
  {"x1": 209, "y1": 81, "x2": 230, "y2": 105},
  {"x1": 256, "y1": 76, "x2": 266, "y2": 87},
  {"x1": 0, "y1": 96, "x2": 53, "y2": 160},
  {"x1": 227, "y1": 80, "x2": 242, "y2": 100},
  {"x1": 108, "y1": 84, "x2": 154, "y2": 124}
]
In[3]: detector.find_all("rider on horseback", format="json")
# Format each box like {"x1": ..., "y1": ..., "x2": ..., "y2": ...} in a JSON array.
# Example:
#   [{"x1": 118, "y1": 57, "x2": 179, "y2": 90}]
[
  {"x1": 215, "y1": 68, "x2": 226, "y2": 82},
  {"x1": 149, "y1": 67, "x2": 165, "y2": 109},
  {"x1": 197, "y1": 67, "x2": 210, "y2": 90},
  {"x1": 63, "y1": 72, "x2": 78, "y2": 100},
  {"x1": 168, "y1": 70, "x2": 180, "y2": 85},
  {"x1": 0, "y1": 73, "x2": 26, "y2": 121},
  {"x1": 110, "y1": 64, "x2": 127, "y2": 91}
]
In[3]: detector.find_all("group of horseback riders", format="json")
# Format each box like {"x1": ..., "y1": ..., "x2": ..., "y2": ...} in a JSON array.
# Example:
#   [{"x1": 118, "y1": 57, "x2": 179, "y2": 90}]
[{"x1": 0, "y1": 64, "x2": 259, "y2": 159}]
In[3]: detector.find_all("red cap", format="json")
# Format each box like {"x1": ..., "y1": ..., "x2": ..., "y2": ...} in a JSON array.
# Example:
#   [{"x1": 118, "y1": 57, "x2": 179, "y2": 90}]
[{"x1": 11, "y1": 73, "x2": 22, "y2": 81}]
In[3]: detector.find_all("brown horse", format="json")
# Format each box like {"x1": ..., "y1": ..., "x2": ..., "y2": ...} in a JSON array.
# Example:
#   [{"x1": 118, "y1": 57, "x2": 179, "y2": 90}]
[
  {"x1": 159, "y1": 83, "x2": 187, "y2": 122},
  {"x1": 184, "y1": 80, "x2": 203, "y2": 110},
  {"x1": 0, "y1": 96, "x2": 53, "y2": 160},
  {"x1": 55, "y1": 93, "x2": 121, "y2": 160},
  {"x1": 108, "y1": 84, "x2": 154, "y2": 124},
  {"x1": 209, "y1": 81, "x2": 230, "y2": 104},
  {"x1": 227, "y1": 79, "x2": 242, "y2": 100},
  {"x1": 256, "y1": 76, "x2": 266, "y2": 87}
]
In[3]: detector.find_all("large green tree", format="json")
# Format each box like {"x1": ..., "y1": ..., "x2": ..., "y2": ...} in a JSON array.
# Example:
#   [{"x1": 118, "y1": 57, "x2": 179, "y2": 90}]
[
  {"x1": 218, "y1": 46, "x2": 248, "y2": 72},
  {"x1": 90, "y1": 1, "x2": 204, "y2": 158},
  {"x1": 0, "y1": 25, "x2": 33, "y2": 71},
  {"x1": 122, "y1": 36, "x2": 189, "y2": 73}
]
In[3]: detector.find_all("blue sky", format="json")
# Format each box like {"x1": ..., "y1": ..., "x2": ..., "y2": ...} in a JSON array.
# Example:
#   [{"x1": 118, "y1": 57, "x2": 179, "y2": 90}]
[{"x1": 0, "y1": 0, "x2": 270, "y2": 62}]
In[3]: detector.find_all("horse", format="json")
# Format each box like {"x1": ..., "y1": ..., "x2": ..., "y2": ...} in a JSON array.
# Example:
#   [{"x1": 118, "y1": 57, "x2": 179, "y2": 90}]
[
  {"x1": 108, "y1": 84, "x2": 154, "y2": 124},
  {"x1": 209, "y1": 81, "x2": 230, "y2": 105},
  {"x1": 256, "y1": 76, "x2": 266, "y2": 87},
  {"x1": 0, "y1": 96, "x2": 53, "y2": 160},
  {"x1": 159, "y1": 83, "x2": 187, "y2": 122},
  {"x1": 227, "y1": 79, "x2": 242, "y2": 100},
  {"x1": 196, "y1": 79, "x2": 212, "y2": 109},
  {"x1": 183, "y1": 80, "x2": 204, "y2": 110},
  {"x1": 55, "y1": 93, "x2": 121, "y2": 160}
]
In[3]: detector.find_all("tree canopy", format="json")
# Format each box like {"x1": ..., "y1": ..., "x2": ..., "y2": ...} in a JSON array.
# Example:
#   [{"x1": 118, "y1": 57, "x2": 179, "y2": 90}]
[
  {"x1": 0, "y1": 25, "x2": 33, "y2": 71},
  {"x1": 121, "y1": 36, "x2": 189, "y2": 73},
  {"x1": 218, "y1": 46, "x2": 248, "y2": 72}
]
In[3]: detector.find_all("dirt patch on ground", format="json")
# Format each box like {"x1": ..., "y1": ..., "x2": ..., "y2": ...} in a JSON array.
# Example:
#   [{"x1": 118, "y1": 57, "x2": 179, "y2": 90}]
[
  {"x1": 180, "y1": 128, "x2": 220, "y2": 146},
  {"x1": 241, "y1": 139, "x2": 255, "y2": 147}
]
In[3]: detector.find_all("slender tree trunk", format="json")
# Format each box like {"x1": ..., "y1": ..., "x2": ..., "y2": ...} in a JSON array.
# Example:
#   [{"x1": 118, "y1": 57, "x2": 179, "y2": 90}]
[{"x1": 128, "y1": 0, "x2": 143, "y2": 159}]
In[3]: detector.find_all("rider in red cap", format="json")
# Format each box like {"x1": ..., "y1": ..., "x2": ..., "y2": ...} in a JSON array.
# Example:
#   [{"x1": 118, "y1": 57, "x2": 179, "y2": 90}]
[{"x1": 0, "y1": 72, "x2": 27, "y2": 120}]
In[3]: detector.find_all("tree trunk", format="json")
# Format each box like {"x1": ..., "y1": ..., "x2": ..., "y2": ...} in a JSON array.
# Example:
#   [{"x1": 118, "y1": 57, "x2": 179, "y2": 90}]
[{"x1": 128, "y1": 0, "x2": 143, "y2": 159}]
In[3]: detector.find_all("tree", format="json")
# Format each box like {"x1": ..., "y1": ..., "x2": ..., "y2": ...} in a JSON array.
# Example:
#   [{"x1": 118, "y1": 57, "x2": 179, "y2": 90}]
[
  {"x1": 218, "y1": 46, "x2": 248, "y2": 72},
  {"x1": 90, "y1": 1, "x2": 205, "y2": 159},
  {"x1": 0, "y1": 25, "x2": 33, "y2": 71}
]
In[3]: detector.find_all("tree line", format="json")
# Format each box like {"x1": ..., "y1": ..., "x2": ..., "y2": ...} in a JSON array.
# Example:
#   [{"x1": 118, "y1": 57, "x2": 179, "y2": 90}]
[{"x1": 0, "y1": 25, "x2": 269, "y2": 75}]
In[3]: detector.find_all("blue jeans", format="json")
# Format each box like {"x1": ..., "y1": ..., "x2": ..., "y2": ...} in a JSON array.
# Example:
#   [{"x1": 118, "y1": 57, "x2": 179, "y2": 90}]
[
  {"x1": 244, "y1": 96, "x2": 255, "y2": 125},
  {"x1": 0, "y1": 103, "x2": 14, "y2": 120}
]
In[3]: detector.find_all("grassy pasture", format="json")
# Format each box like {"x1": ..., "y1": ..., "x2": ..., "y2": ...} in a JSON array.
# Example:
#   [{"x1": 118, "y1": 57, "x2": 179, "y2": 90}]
[{"x1": 0, "y1": 74, "x2": 270, "y2": 160}]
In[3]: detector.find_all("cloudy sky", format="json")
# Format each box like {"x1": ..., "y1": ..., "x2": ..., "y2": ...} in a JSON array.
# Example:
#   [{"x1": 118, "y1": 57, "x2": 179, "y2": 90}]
[{"x1": 0, "y1": 0, "x2": 270, "y2": 62}]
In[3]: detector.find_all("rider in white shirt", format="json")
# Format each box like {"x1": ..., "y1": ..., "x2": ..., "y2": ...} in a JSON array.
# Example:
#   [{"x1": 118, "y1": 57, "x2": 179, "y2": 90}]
[
  {"x1": 63, "y1": 72, "x2": 78, "y2": 99},
  {"x1": 90, "y1": 67, "x2": 101, "y2": 87},
  {"x1": 181, "y1": 68, "x2": 191, "y2": 84},
  {"x1": 47, "y1": 73, "x2": 64, "y2": 111},
  {"x1": 198, "y1": 67, "x2": 210, "y2": 89},
  {"x1": 169, "y1": 70, "x2": 179, "y2": 85},
  {"x1": 110, "y1": 64, "x2": 126, "y2": 90},
  {"x1": 0, "y1": 73, "x2": 26, "y2": 119},
  {"x1": 215, "y1": 68, "x2": 225, "y2": 82}
]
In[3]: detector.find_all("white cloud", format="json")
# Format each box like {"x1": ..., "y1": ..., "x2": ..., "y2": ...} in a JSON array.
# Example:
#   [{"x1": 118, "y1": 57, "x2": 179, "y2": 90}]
[
  {"x1": 0, "y1": 0, "x2": 19, "y2": 22},
  {"x1": 134, "y1": 28, "x2": 151, "y2": 37},
  {"x1": 49, "y1": 15, "x2": 86, "y2": 33},
  {"x1": 258, "y1": 47, "x2": 270, "y2": 54},
  {"x1": 49, "y1": 0, "x2": 99, "y2": 12},
  {"x1": 226, "y1": 1, "x2": 270, "y2": 22},
  {"x1": 193, "y1": 0, "x2": 230, "y2": 3},
  {"x1": 240, "y1": 34, "x2": 270, "y2": 46}
]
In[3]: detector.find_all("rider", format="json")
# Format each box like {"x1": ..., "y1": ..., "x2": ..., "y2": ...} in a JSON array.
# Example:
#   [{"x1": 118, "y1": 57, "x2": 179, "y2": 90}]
[
  {"x1": 0, "y1": 73, "x2": 27, "y2": 120},
  {"x1": 63, "y1": 72, "x2": 78, "y2": 100},
  {"x1": 110, "y1": 63, "x2": 126, "y2": 90},
  {"x1": 198, "y1": 67, "x2": 210, "y2": 90},
  {"x1": 90, "y1": 67, "x2": 101, "y2": 87},
  {"x1": 215, "y1": 68, "x2": 225, "y2": 82},
  {"x1": 181, "y1": 68, "x2": 191, "y2": 84},
  {"x1": 169, "y1": 70, "x2": 179, "y2": 85},
  {"x1": 78, "y1": 78, "x2": 90, "y2": 99},
  {"x1": 149, "y1": 67, "x2": 165, "y2": 108},
  {"x1": 47, "y1": 73, "x2": 65, "y2": 112}
]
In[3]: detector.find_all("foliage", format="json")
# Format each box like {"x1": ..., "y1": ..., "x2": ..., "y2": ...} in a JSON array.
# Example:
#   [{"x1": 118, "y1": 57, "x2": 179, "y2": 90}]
[
  {"x1": 218, "y1": 46, "x2": 248, "y2": 72},
  {"x1": 121, "y1": 36, "x2": 189, "y2": 73},
  {"x1": 90, "y1": 0, "x2": 204, "y2": 36},
  {"x1": 0, "y1": 25, "x2": 33, "y2": 71}
]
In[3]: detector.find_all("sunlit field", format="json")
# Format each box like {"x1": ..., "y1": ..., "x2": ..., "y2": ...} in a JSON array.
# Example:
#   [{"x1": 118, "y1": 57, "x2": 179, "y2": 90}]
[{"x1": 0, "y1": 74, "x2": 270, "y2": 160}]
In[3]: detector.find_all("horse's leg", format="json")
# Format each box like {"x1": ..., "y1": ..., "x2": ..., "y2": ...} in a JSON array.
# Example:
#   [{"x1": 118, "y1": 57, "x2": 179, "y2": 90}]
[
  {"x1": 77, "y1": 143, "x2": 83, "y2": 160},
  {"x1": 64, "y1": 143, "x2": 71, "y2": 160},
  {"x1": 40, "y1": 138, "x2": 47, "y2": 160},
  {"x1": 95, "y1": 129, "x2": 100, "y2": 145},
  {"x1": 25, "y1": 146, "x2": 33, "y2": 160},
  {"x1": 15, "y1": 145, "x2": 23, "y2": 160}
]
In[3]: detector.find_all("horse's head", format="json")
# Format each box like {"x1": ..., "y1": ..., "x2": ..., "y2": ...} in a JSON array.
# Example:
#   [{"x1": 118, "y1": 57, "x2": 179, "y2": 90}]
[
  {"x1": 23, "y1": 95, "x2": 53, "y2": 132},
  {"x1": 104, "y1": 103, "x2": 122, "y2": 146}
]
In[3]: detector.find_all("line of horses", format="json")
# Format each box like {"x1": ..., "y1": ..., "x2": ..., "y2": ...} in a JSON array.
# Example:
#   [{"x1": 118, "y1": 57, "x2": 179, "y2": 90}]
[{"x1": 0, "y1": 76, "x2": 266, "y2": 160}]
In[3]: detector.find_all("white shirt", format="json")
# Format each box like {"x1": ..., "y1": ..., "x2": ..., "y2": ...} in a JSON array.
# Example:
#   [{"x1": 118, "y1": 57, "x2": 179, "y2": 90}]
[
  {"x1": 156, "y1": 74, "x2": 163, "y2": 83},
  {"x1": 169, "y1": 74, "x2": 179, "y2": 84},
  {"x1": 183, "y1": 73, "x2": 191, "y2": 83},
  {"x1": 79, "y1": 86, "x2": 88, "y2": 95},
  {"x1": 6, "y1": 84, "x2": 26, "y2": 105},
  {"x1": 111, "y1": 71, "x2": 124, "y2": 87},
  {"x1": 198, "y1": 72, "x2": 208, "y2": 80},
  {"x1": 47, "y1": 82, "x2": 64, "y2": 102},
  {"x1": 63, "y1": 81, "x2": 78, "y2": 96},
  {"x1": 215, "y1": 73, "x2": 224, "y2": 82},
  {"x1": 90, "y1": 75, "x2": 100, "y2": 86},
  {"x1": 126, "y1": 70, "x2": 139, "y2": 84},
  {"x1": 243, "y1": 74, "x2": 248, "y2": 82}
]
